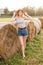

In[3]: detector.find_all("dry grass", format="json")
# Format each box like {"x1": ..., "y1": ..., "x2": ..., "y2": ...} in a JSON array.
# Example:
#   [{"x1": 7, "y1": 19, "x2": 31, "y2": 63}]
[{"x1": 0, "y1": 18, "x2": 11, "y2": 22}]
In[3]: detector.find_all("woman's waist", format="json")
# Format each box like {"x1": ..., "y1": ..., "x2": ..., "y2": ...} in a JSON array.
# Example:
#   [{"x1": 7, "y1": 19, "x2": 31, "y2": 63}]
[
  {"x1": 17, "y1": 24, "x2": 27, "y2": 27},
  {"x1": 18, "y1": 27, "x2": 26, "y2": 30},
  {"x1": 18, "y1": 25, "x2": 27, "y2": 28}
]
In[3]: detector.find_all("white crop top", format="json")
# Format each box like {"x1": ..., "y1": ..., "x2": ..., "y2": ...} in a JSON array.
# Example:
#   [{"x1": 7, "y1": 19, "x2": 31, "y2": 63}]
[
  {"x1": 15, "y1": 17, "x2": 26, "y2": 28},
  {"x1": 11, "y1": 17, "x2": 30, "y2": 28}
]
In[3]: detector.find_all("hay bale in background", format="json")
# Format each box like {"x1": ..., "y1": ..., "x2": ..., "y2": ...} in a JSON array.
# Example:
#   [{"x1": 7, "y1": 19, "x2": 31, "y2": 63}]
[
  {"x1": 33, "y1": 18, "x2": 41, "y2": 35},
  {"x1": 0, "y1": 24, "x2": 20, "y2": 59},
  {"x1": 27, "y1": 22, "x2": 36, "y2": 41},
  {"x1": 27, "y1": 18, "x2": 41, "y2": 41},
  {"x1": 39, "y1": 18, "x2": 43, "y2": 28}
]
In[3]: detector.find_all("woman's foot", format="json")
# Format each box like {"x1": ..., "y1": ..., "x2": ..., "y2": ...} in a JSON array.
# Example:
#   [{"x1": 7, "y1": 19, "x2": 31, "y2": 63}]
[{"x1": 23, "y1": 54, "x2": 25, "y2": 59}]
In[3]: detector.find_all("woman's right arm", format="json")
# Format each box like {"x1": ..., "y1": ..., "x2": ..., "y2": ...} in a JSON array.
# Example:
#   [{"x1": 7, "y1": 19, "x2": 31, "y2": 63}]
[
  {"x1": 10, "y1": 15, "x2": 16, "y2": 22},
  {"x1": 10, "y1": 15, "x2": 17, "y2": 24}
]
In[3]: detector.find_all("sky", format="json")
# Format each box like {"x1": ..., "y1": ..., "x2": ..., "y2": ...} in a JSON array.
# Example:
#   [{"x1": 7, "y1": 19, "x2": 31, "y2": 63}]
[{"x1": 0, "y1": 0, "x2": 43, "y2": 11}]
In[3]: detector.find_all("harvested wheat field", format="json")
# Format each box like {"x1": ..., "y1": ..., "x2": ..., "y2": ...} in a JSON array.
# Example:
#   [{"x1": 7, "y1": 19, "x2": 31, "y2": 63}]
[
  {"x1": 0, "y1": 24, "x2": 20, "y2": 59},
  {"x1": 0, "y1": 18, "x2": 11, "y2": 22}
]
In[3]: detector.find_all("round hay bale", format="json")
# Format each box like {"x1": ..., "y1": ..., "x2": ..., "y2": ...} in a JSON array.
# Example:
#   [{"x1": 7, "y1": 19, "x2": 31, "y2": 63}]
[
  {"x1": 33, "y1": 18, "x2": 41, "y2": 35},
  {"x1": 0, "y1": 24, "x2": 20, "y2": 59},
  {"x1": 27, "y1": 18, "x2": 41, "y2": 41},
  {"x1": 27, "y1": 21, "x2": 36, "y2": 41},
  {"x1": 39, "y1": 18, "x2": 43, "y2": 28}
]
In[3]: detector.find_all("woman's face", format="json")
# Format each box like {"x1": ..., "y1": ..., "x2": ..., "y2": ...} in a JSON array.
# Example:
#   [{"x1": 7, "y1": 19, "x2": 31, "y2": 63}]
[{"x1": 18, "y1": 11, "x2": 23, "y2": 16}]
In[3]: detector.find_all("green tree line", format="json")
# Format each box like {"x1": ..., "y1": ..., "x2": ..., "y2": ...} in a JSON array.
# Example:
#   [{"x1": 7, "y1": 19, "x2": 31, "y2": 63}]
[{"x1": 0, "y1": 7, "x2": 43, "y2": 17}]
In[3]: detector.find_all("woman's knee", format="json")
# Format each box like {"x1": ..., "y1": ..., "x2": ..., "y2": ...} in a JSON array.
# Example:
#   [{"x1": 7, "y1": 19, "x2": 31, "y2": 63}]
[{"x1": 20, "y1": 42, "x2": 24, "y2": 47}]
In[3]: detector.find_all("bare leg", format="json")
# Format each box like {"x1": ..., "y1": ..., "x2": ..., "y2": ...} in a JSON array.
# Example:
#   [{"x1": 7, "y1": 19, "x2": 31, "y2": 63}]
[
  {"x1": 18, "y1": 36, "x2": 25, "y2": 58},
  {"x1": 23, "y1": 36, "x2": 27, "y2": 50}
]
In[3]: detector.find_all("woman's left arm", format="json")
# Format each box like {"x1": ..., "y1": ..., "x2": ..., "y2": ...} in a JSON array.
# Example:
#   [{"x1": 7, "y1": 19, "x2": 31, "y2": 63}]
[{"x1": 23, "y1": 14, "x2": 33, "y2": 21}]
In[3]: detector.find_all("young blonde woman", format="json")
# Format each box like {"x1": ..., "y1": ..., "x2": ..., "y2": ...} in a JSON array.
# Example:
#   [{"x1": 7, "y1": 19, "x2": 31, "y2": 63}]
[{"x1": 11, "y1": 9, "x2": 33, "y2": 59}]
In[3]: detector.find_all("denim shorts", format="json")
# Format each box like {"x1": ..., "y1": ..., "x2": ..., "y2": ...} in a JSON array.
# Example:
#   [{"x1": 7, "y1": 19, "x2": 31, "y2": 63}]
[{"x1": 18, "y1": 28, "x2": 28, "y2": 36}]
